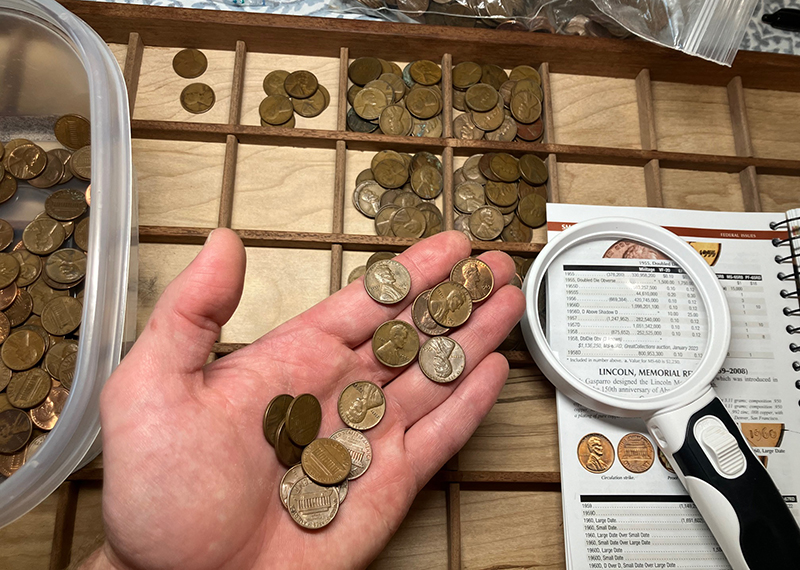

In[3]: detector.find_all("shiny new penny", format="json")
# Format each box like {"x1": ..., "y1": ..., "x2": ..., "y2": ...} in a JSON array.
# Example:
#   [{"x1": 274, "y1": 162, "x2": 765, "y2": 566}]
[
  {"x1": 7, "y1": 144, "x2": 47, "y2": 180},
  {"x1": 41, "y1": 296, "x2": 82, "y2": 336},
  {"x1": 329, "y1": 428, "x2": 373, "y2": 480},
  {"x1": 372, "y1": 320, "x2": 419, "y2": 367},
  {"x1": 338, "y1": 381, "x2": 386, "y2": 430},
  {"x1": 578, "y1": 433, "x2": 615, "y2": 474},
  {"x1": 469, "y1": 206, "x2": 504, "y2": 241},
  {"x1": 180, "y1": 83, "x2": 215, "y2": 114},
  {"x1": 412, "y1": 290, "x2": 450, "y2": 336},
  {"x1": 30, "y1": 386, "x2": 69, "y2": 431},
  {"x1": 45, "y1": 189, "x2": 87, "y2": 221},
  {"x1": 2, "y1": 329, "x2": 45, "y2": 371},
  {"x1": 0, "y1": 409, "x2": 32, "y2": 453},
  {"x1": 618, "y1": 433, "x2": 655, "y2": 473},
  {"x1": 364, "y1": 259, "x2": 411, "y2": 305},
  {"x1": 301, "y1": 438, "x2": 352, "y2": 486},
  {"x1": 450, "y1": 258, "x2": 494, "y2": 302},
  {"x1": 419, "y1": 336, "x2": 466, "y2": 384},
  {"x1": 285, "y1": 393, "x2": 322, "y2": 447},
  {"x1": 288, "y1": 476, "x2": 339, "y2": 529},
  {"x1": 280, "y1": 464, "x2": 305, "y2": 508},
  {"x1": 4, "y1": 289, "x2": 33, "y2": 326},
  {"x1": 428, "y1": 282, "x2": 473, "y2": 328},
  {"x1": 7, "y1": 368, "x2": 51, "y2": 409},
  {"x1": 172, "y1": 48, "x2": 208, "y2": 78},
  {"x1": 263, "y1": 393, "x2": 294, "y2": 447},
  {"x1": 22, "y1": 217, "x2": 65, "y2": 256},
  {"x1": 54, "y1": 114, "x2": 91, "y2": 150},
  {"x1": 275, "y1": 420, "x2": 303, "y2": 466}
]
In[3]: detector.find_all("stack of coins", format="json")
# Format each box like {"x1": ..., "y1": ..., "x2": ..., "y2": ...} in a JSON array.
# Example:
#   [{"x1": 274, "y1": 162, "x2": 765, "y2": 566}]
[
  {"x1": 347, "y1": 57, "x2": 444, "y2": 137},
  {"x1": 260, "y1": 70, "x2": 330, "y2": 128},
  {"x1": 453, "y1": 152, "x2": 547, "y2": 243},
  {"x1": 353, "y1": 150, "x2": 444, "y2": 239},
  {"x1": 452, "y1": 63, "x2": 544, "y2": 143},
  {"x1": 346, "y1": 251, "x2": 396, "y2": 285},
  {"x1": 265, "y1": 384, "x2": 383, "y2": 529},
  {"x1": 364, "y1": 256, "x2": 496, "y2": 383},
  {"x1": 173, "y1": 48, "x2": 216, "y2": 115},
  {"x1": 0, "y1": 123, "x2": 90, "y2": 481}
]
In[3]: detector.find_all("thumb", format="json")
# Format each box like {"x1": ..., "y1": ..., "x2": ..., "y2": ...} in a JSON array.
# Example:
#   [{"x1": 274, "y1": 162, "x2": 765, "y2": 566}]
[{"x1": 129, "y1": 228, "x2": 246, "y2": 377}]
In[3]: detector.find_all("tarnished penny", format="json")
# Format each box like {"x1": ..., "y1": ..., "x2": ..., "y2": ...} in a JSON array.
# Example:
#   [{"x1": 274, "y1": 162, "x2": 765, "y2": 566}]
[
  {"x1": 409, "y1": 60, "x2": 442, "y2": 86},
  {"x1": 481, "y1": 63, "x2": 508, "y2": 90},
  {"x1": 288, "y1": 476, "x2": 339, "y2": 529},
  {"x1": 347, "y1": 265, "x2": 366, "y2": 284},
  {"x1": 518, "y1": 154, "x2": 548, "y2": 185},
  {"x1": 330, "y1": 428, "x2": 373, "y2": 480},
  {"x1": 412, "y1": 290, "x2": 450, "y2": 336},
  {"x1": 373, "y1": 159, "x2": 408, "y2": 189},
  {"x1": 74, "y1": 218, "x2": 89, "y2": 252},
  {"x1": 485, "y1": 181, "x2": 518, "y2": 208},
  {"x1": 379, "y1": 105, "x2": 413, "y2": 136},
  {"x1": 30, "y1": 386, "x2": 69, "y2": 431},
  {"x1": 280, "y1": 464, "x2": 305, "y2": 508},
  {"x1": 390, "y1": 207, "x2": 426, "y2": 239},
  {"x1": 54, "y1": 114, "x2": 91, "y2": 150},
  {"x1": 364, "y1": 259, "x2": 410, "y2": 305},
  {"x1": 301, "y1": 438, "x2": 352, "y2": 486},
  {"x1": 379, "y1": 73, "x2": 406, "y2": 102},
  {"x1": 517, "y1": 194, "x2": 547, "y2": 228},
  {"x1": 172, "y1": 48, "x2": 207, "y2": 79},
  {"x1": 58, "y1": 348, "x2": 78, "y2": 390},
  {"x1": 364, "y1": 79, "x2": 394, "y2": 105},
  {"x1": 465, "y1": 83, "x2": 499, "y2": 113},
  {"x1": 452, "y1": 61, "x2": 482, "y2": 89},
  {"x1": 469, "y1": 206, "x2": 504, "y2": 241},
  {"x1": 428, "y1": 282, "x2": 472, "y2": 328},
  {"x1": 353, "y1": 87, "x2": 388, "y2": 121},
  {"x1": 618, "y1": 433, "x2": 655, "y2": 473},
  {"x1": 260, "y1": 95, "x2": 294, "y2": 126},
  {"x1": 0, "y1": 173, "x2": 17, "y2": 204},
  {"x1": 29, "y1": 279, "x2": 67, "y2": 315},
  {"x1": 0, "y1": 361, "x2": 11, "y2": 392},
  {"x1": 348, "y1": 57, "x2": 383, "y2": 86},
  {"x1": 0, "y1": 253, "x2": 19, "y2": 289},
  {"x1": 372, "y1": 320, "x2": 419, "y2": 367},
  {"x1": 454, "y1": 181, "x2": 485, "y2": 214},
  {"x1": 69, "y1": 145, "x2": 91, "y2": 181},
  {"x1": 347, "y1": 108, "x2": 378, "y2": 133},
  {"x1": 405, "y1": 87, "x2": 441, "y2": 120},
  {"x1": 353, "y1": 181, "x2": 386, "y2": 218},
  {"x1": 7, "y1": 144, "x2": 47, "y2": 180},
  {"x1": 0, "y1": 409, "x2": 32, "y2": 453},
  {"x1": 263, "y1": 70, "x2": 290, "y2": 96},
  {"x1": 502, "y1": 215, "x2": 533, "y2": 243},
  {"x1": 45, "y1": 189, "x2": 87, "y2": 221},
  {"x1": 578, "y1": 433, "x2": 615, "y2": 473},
  {"x1": 338, "y1": 381, "x2": 386, "y2": 430},
  {"x1": 2, "y1": 329, "x2": 45, "y2": 370},
  {"x1": 25, "y1": 433, "x2": 47, "y2": 462},
  {"x1": 472, "y1": 102, "x2": 505, "y2": 132},
  {"x1": 0, "y1": 393, "x2": 12, "y2": 413},
  {"x1": 22, "y1": 217, "x2": 65, "y2": 256},
  {"x1": 658, "y1": 448, "x2": 675, "y2": 473},
  {"x1": 366, "y1": 251, "x2": 396, "y2": 268},
  {"x1": 45, "y1": 249, "x2": 86, "y2": 284},
  {"x1": 263, "y1": 393, "x2": 294, "y2": 447},
  {"x1": 7, "y1": 368, "x2": 50, "y2": 409},
  {"x1": 410, "y1": 116, "x2": 443, "y2": 138},
  {"x1": 285, "y1": 393, "x2": 322, "y2": 447},
  {"x1": 510, "y1": 90, "x2": 542, "y2": 124},
  {"x1": 489, "y1": 153, "x2": 520, "y2": 183},
  {"x1": 4, "y1": 289, "x2": 33, "y2": 326},
  {"x1": 49, "y1": 148, "x2": 74, "y2": 184},
  {"x1": 275, "y1": 420, "x2": 303, "y2": 466},
  {"x1": 374, "y1": 205, "x2": 399, "y2": 237},
  {"x1": 0, "y1": 312, "x2": 9, "y2": 345},
  {"x1": 419, "y1": 337, "x2": 466, "y2": 384},
  {"x1": 410, "y1": 165, "x2": 443, "y2": 199},
  {"x1": 485, "y1": 114, "x2": 518, "y2": 142},
  {"x1": 44, "y1": 340, "x2": 78, "y2": 380},
  {"x1": 29, "y1": 152, "x2": 65, "y2": 189},
  {"x1": 10, "y1": 251, "x2": 37, "y2": 288},
  {"x1": 451, "y1": 258, "x2": 494, "y2": 302},
  {"x1": 509, "y1": 65, "x2": 542, "y2": 85},
  {"x1": 292, "y1": 85, "x2": 328, "y2": 117},
  {"x1": 180, "y1": 83, "x2": 215, "y2": 114},
  {"x1": 418, "y1": 203, "x2": 443, "y2": 238},
  {"x1": 41, "y1": 296, "x2": 82, "y2": 336},
  {"x1": 453, "y1": 113, "x2": 484, "y2": 140}
]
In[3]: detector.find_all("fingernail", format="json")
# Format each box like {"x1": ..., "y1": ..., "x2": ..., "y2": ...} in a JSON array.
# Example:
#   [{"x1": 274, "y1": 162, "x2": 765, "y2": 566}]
[{"x1": 205, "y1": 229, "x2": 215, "y2": 245}]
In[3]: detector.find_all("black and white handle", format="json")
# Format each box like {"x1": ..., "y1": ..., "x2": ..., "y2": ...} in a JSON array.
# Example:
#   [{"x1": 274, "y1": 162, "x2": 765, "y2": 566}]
[{"x1": 646, "y1": 388, "x2": 800, "y2": 570}]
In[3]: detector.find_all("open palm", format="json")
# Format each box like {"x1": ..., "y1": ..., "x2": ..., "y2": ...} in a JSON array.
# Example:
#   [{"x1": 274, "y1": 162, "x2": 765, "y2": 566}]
[{"x1": 91, "y1": 230, "x2": 525, "y2": 570}]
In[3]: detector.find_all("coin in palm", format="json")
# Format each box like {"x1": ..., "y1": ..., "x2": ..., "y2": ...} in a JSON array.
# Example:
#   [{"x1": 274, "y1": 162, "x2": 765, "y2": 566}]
[{"x1": 338, "y1": 381, "x2": 386, "y2": 430}]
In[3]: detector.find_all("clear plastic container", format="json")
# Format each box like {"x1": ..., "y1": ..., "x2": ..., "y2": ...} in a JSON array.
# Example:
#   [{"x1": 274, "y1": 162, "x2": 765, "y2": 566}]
[{"x1": 0, "y1": 0, "x2": 135, "y2": 526}]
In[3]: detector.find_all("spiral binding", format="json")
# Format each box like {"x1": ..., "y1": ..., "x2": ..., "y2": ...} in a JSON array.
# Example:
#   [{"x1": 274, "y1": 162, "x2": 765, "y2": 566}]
[{"x1": 773, "y1": 213, "x2": 800, "y2": 375}]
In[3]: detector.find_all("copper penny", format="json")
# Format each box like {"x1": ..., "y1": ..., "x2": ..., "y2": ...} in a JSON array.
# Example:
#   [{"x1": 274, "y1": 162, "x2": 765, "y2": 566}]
[
  {"x1": 25, "y1": 432, "x2": 47, "y2": 462},
  {"x1": 618, "y1": 433, "x2": 655, "y2": 473},
  {"x1": 450, "y1": 258, "x2": 494, "y2": 302},
  {"x1": 45, "y1": 249, "x2": 86, "y2": 285},
  {"x1": 390, "y1": 207, "x2": 426, "y2": 239},
  {"x1": 412, "y1": 289, "x2": 450, "y2": 336},
  {"x1": 428, "y1": 282, "x2": 472, "y2": 328},
  {"x1": 263, "y1": 70, "x2": 290, "y2": 96},
  {"x1": 0, "y1": 360, "x2": 10, "y2": 392},
  {"x1": 45, "y1": 189, "x2": 87, "y2": 221},
  {"x1": 29, "y1": 279, "x2": 68, "y2": 315},
  {"x1": 0, "y1": 253, "x2": 19, "y2": 290},
  {"x1": 0, "y1": 173, "x2": 17, "y2": 205},
  {"x1": 4, "y1": 289, "x2": 33, "y2": 327},
  {"x1": 0, "y1": 448, "x2": 25, "y2": 477},
  {"x1": 578, "y1": 433, "x2": 615, "y2": 473},
  {"x1": 74, "y1": 218, "x2": 89, "y2": 252},
  {"x1": 658, "y1": 448, "x2": 675, "y2": 473},
  {"x1": 0, "y1": 409, "x2": 32, "y2": 453},
  {"x1": 180, "y1": 83, "x2": 215, "y2": 115},
  {"x1": 275, "y1": 420, "x2": 303, "y2": 467},
  {"x1": 41, "y1": 296, "x2": 82, "y2": 336},
  {"x1": 30, "y1": 386, "x2": 69, "y2": 431},
  {"x1": 419, "y1": 336, "x2": 466, "y2": 384},
  {"x1": 372, "y1": 320, "x2": 419, "y2": 367},
  {"x1": 301, "y1": 438, "x2": 352, "y2": 486},
  {"x1": 2, "y1": 329, "x2": 45, "y2": 371},
  {"x1": 364, "y1": 259, "x2": 411, "y2": 305},
  {"x1": 22, "y1": 217, "x2": 65, "y2": 256},
  {"x1": 7, "y1": 368, "x2": 50, "y2": 409},
  {"x1": 285, "y1": 393, "x2": 322, "y2": 447},
  {"x1": 7, "y1": 144, "x2": 47, "y2": 180},
  {"x1": 49, "y1": 148, "x2": 74, "y2": 184},
  {"x1": 263, "y1": 393, "x2": 294, "y2": 447},
  {"x1": 44, "y1": 340, "x2": 78, "y2": 382},
  {"x1": 29, "y1": 152, "x2": 65, "y2": 189},
  {"x1": 338, "y1": 381, "x2": 386, "y2": 430},
  {"x1": 58, "y1": 349, "x2": 78, "y2": 390},
  {"x1": 172, "y1": 48, "x2": 207, "y2": 79},
  {"x1": 469, "y1": 206, "x2": 505, "y2": 241},
  {"x1": 348, "y1": 57, "x2": 383, "y2": 86}
]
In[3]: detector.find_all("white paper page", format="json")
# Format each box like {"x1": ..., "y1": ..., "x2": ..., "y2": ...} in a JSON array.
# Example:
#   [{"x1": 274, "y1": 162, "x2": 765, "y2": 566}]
[{"x1": 546, "y1": 204, "x2": 800, "y2": 570}]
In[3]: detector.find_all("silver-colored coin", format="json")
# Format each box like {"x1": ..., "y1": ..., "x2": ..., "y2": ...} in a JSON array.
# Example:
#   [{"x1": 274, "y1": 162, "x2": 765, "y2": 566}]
[
  {"x1": 287, "y1": 476, "x2": 340, "y2": 529},
  {"x1": 280, "y1": 464, "x2": 305, "y2": 509},
  {"x1": 330, "y1": 428, "x2": 373, "y2": 480},
  {"x1": 419, "y1": 336, "x2": 466, "y2": 383},
  {"x1": 364, "y1": 259, "x2": 411, "y2": 304}
]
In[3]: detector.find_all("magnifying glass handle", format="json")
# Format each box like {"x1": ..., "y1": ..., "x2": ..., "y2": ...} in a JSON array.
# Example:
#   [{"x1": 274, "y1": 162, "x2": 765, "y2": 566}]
[{"x1": 645, "y1": 388, "x2": 800, "y2": 570}]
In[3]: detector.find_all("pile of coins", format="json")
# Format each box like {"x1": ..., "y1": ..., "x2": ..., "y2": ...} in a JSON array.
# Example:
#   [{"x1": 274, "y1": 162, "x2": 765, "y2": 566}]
[
  {"x1": 452, "y1": 63, "x2": 544, "y2": 143},
  {"x1": 173, "y1": 48, "x2": 216, "y2": 115},
  {"x1": 260, "y1": 69, "x2": 330, "y2": 128},
  {"x1": 0, "y1": 126, "x2": 90, "y2": 480},
  {"x1": 353, "y1": 150, "x2": 443, "y2": 239},
  {"x1": 264, "y1": 384, "x2": 382, "y2": 529},
  {"x1": 453, "y1": 152, "x2": 547, "y2": 243},
  {"x1": 0, "y1": 116, "x2": 90, "y2": 196},
  {"x1": 347, "y1": 57, "x2": 444, "y2": 137},
  {"x1": 364, "y1": 256, "x2": 496, "y2": 383}
]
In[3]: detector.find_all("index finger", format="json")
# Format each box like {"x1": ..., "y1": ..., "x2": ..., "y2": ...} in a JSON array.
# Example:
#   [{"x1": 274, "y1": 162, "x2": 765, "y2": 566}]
[{"x1": 290, "y1": 231, "x2": 472, "y2": 348}]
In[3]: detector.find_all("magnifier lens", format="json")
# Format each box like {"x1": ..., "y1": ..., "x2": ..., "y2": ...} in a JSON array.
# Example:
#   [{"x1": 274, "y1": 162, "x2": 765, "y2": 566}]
[{"x1": 540, "y1": 237, "x2": 710, "y2": 400}]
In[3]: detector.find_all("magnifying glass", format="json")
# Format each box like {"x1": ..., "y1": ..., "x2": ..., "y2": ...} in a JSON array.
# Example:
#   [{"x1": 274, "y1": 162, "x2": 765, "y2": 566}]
[{"x1": 520, "y1": 217, "x2": 800, "y2": 570}]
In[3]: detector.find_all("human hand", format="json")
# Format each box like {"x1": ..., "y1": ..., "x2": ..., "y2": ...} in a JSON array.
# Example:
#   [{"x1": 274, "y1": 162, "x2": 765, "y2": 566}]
[{"x1": 88, "y1": 229, "x2": 525, "y2": 570}]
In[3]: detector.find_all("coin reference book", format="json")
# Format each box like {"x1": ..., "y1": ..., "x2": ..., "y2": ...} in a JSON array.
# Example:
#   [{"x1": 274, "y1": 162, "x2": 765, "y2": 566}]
[{"x1": 545, "y1": 203, "x2": 800, "y2": 570}]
